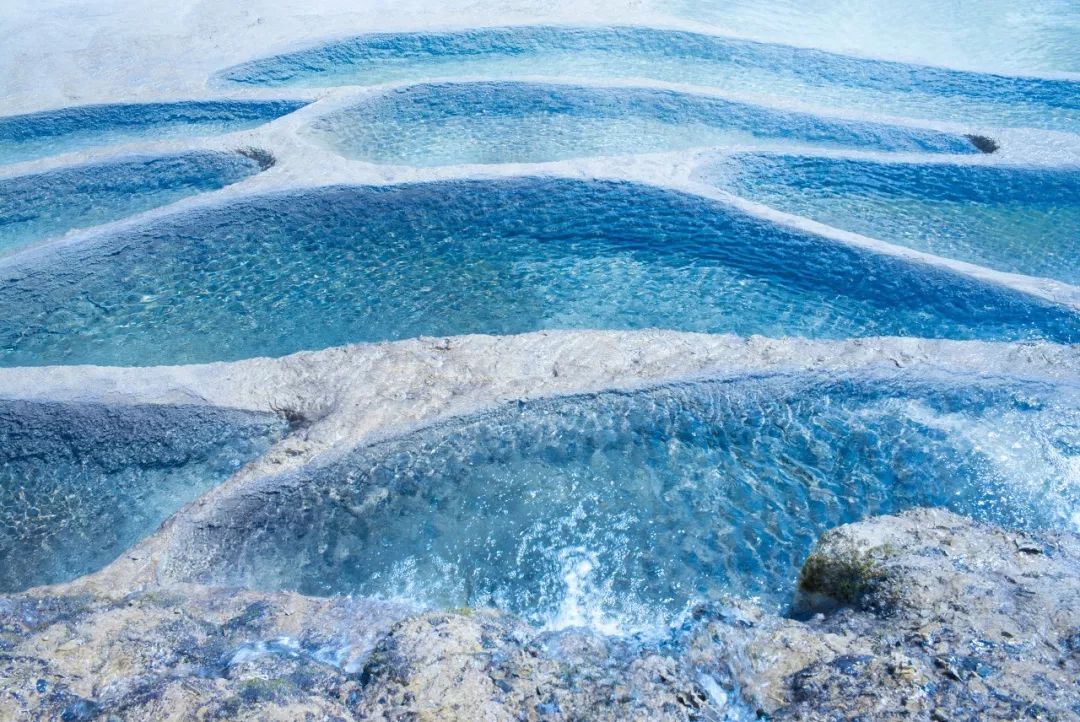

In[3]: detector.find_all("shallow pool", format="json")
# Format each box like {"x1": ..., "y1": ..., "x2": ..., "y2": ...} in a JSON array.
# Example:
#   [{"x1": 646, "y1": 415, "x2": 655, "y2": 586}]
[
  {"x1": 666, "y1": 0, "x2": 1080, "y2": 76},
  {"x1": 184, "y1": 371, "x2": 1080, "y2": 629},
  {"x1": 0, "y1": 400, "x2": 285, "y2": 592},
  {"x1": 704, "y1": 154, "x2": 1080, "y2": 286},
  {"x1": 219, "y1": 26, "x2": 1080, "y2": 133},
  {"x1": 1, "y1": 178, "x2": 1076, "y2": 367},
  {"x1": 0, "y1": 150, "x2": 269, "y2": 255},
  {"x1": 307, "y1": 82, "x2": 983, "y2": 166},
  {"x1": 0, "y1": 100, "x2": 307, "y2": 165}
]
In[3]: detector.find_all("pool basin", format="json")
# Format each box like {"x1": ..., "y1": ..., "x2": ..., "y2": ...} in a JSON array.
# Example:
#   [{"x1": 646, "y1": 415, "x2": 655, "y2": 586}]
[
  {"x1": 1, "y1": 178, "x2": 1075, "y2": 367},
  {"x1": 0, "y1": 100, "x2": 307, "y2": 165},
  {"x1": 176, "y1": 371, "x2": 1080, "y2": 627},
  {"x1": 703, "y1": 154, "x2": 1080, "y2": 285},
  {"x1": 0, "y1": 400, "x2": 285, "y2": 592},
  {"x1": 306, "y1": 81, "x2": 985, "y2": 166},
  {"x1": 0, "y1": 150, "x2": 270, "y2": 255},
  {"x1": 219, "y1": 26, "x2": 1080, "y2": 132}
]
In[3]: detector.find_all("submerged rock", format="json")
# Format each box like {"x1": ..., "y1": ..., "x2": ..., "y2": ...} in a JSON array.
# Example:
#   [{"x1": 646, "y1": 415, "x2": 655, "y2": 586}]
[{"x1": 1, "y1": 508, "x2": 1077, "y2": 720}]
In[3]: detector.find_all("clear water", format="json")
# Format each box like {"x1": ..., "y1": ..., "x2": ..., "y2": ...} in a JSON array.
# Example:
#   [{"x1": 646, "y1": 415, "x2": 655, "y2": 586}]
[
  {"x1": 0, "y1": 100, "x2": 307, "y2": 165},
  {"x1": 667, "y1": 0, "x2": 1080, "y2": 76},
  {"x1": 308, "y1": 82, "x2": 981, "y2": 166},
  {"x1": 1, "y1": 178, "x2": 1076, "y2": 367},
  {"x1": 191, "y1": 372, "x2": 1080, "y2": 629},
  {"x1": 219, "y1": 27, "x2": 1080, "y2": 133},
  {"x1": 0, "y1": 150, "x2": 267, "y2": 255},
  {"x1": 0, "y1": 400, "x2": 285, "y2": 592},
  {"x1": 704, "y1": 155, "x2": 1080, "y2": 286}
]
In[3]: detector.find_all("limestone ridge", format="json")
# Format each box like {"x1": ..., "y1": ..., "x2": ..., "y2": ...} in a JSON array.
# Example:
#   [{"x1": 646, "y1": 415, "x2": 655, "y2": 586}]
[{"x1": 2, "y1": 508, "x2": 1077, "y2": 721}]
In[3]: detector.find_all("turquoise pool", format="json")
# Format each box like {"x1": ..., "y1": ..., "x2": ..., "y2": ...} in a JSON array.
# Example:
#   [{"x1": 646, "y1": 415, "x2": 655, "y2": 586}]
[{"x1": 1, "y1": 178, "x2": 1075, "y2": 367}]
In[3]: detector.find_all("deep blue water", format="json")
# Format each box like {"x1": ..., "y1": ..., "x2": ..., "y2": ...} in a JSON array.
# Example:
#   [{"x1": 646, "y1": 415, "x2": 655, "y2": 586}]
[
  {"x1": 1, "y1": 177, "x2": 1076, "y2": 367},
  {"x1": 0, "y1": 100, "x2": 307, "y2": 165},
  {"x1": 307, "y1": 81, "x2": 982, "y2": 166},
  {"x1": 0, "y1": 150, "x2": 268, "y2": 255},
  {"x1": 0, "y1": 400, "x2": 286, "y2": 592},
  {"x1": 704, "y1": 154, "x2": 1080, "y2": 285},
  {"x1": 218, "y1": 26, "x2": 1080, "y2": 132},
  {"x1": 192, "y1": 371, "x2": 1080, "y2": 627}
]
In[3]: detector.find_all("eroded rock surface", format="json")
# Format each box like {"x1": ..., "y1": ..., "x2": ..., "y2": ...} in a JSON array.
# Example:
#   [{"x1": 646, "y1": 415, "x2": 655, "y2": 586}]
[
  {"x1": 0, "y1": 588, "x2": 410, "y2": 721},
  {"x1": 693, "y1": 508, "x2": 1080, "y2": 720},
  {"x1": 2, "y1": 508, "x2": 1077, "y2": 720}
]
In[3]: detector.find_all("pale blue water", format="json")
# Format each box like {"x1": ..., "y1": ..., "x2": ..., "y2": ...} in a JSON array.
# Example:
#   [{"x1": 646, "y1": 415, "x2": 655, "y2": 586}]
[
  {"x1": 0, "y1": 150, "x2": 268, "y2": 255},
  {"x1": 704, "y1": 155, "x2": 1080, "y2": 285},
  {"x1": 194, "y1": 371, "x2": 1080, "y2": 627},
  {"x1": 0, "y1": 7, "x2": 1077, "y2": 659},
  {"x1": 219, "y1": 26, "x2": 1080, "y2": 133},
  {"x1": 308, "y1": 82, "x2": 982, "y2": 166},
  {"x1": 0, "y1": 400, "x2": 286, "y2": 592},
  {"x1": 0, "y1": 100, "x2": 307, "y2": 165},
  {"x1": 1, "y1": 178, "x2": 1076, "y2": 368},
  {"x1": 666, "y1": 0, "x2": 1080, "y2": 76}
]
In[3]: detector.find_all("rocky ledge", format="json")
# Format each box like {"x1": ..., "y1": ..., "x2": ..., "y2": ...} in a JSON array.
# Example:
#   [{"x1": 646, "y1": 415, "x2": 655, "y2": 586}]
[{"x1": 2, "y1": 508, "x2": 1078, "y2": 721}]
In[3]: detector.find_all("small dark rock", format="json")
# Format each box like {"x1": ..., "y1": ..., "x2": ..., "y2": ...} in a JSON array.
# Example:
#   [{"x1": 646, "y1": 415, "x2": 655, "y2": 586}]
[
  {"x1": 59, "y1": 697, "x2": 100, "y2": 722},
  {"x1": 965, "y1": 134, "x2": 1000, "y2": 153},
  {"x1": 831, "y1": 654, "x2": 873, "y2": 676},
  {"x1": 236, "y1": 147, "x2": 276, "y2": 170}
]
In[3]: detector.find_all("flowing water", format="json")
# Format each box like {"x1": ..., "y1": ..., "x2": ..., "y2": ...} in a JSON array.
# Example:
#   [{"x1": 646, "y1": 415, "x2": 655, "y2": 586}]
[
  {"x1": 189, "y1": 372, "x2": 1080, "y2": 631},
  {"x1": 2, "y1": 0, "x2": 1079, "y2": 653}
]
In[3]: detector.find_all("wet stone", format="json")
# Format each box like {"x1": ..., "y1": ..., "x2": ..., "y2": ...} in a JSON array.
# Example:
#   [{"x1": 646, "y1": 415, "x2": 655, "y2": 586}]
[{"x1": 3, "y1": 509, "x2": 1077, "y2": 720}]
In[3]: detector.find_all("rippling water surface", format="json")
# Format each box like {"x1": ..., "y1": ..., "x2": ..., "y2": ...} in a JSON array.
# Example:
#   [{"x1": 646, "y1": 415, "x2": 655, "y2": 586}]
[
  {"x1": 308, "y1": 82, "x2": 980, "y2": 166},
  {"x1": 705, "y1": 154, "x2": 1080, "y2": 285},
  {"x1": 193, "y1": 372, "x2": 1080, "y2": 629},
  {"x1": 667, "y1": 0, "x2": 1080, "y2": 75},
  {"x1": 0, "y1": 400, "x2": 285, "y2": 592},
  {"x1": 2, "y1": 178, "x2": 1076, "y2": 367},
  {"x1": 0, "y1": 151, "x2": 266, "y2": 254},
  {"x1": 0, "y1": 100, "x2": 306, "y2": 165},
  {"x1": 221, "y1": 27, "x2": 1080, "y2": 132},
  {"x1": 2, "y1": 0, "x2": 1079, "y2": 648}
]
